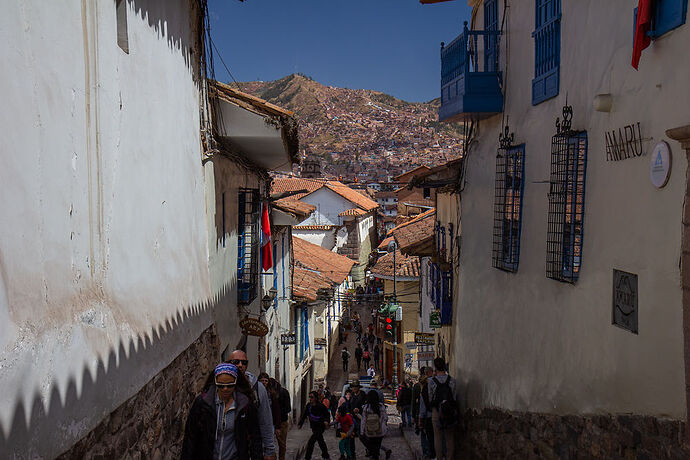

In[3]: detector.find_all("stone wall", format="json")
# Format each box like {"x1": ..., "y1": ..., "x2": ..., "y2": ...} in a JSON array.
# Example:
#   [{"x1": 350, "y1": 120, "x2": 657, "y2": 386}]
[
  {"x1": 458, "y1": 408, "x2": 690, "y2": 459},
  {"x1": 57, "y1": 325, "x2": 220, "y2": 460}
]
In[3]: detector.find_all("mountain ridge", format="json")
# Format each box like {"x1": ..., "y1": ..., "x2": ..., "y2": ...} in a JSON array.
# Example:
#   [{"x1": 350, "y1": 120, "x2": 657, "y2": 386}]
[{"x1": 234, "y1": 74, "x2": 464, "y2": 180}]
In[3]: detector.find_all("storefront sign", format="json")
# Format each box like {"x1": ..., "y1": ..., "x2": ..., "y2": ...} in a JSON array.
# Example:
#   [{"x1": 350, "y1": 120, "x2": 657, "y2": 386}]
[
  {"x1": 429, "y1": 310, "x2": 441, "y2": 329},
  {"x1": 404, "y1": 341, "x2": 417, "y2": 350},
  {"x1": 395, "y1": 305, "x2": 403, "y2": 321},
  {"x1": 314, "y1": 337, "x2": 327, "y2": 346},
  {"x1": 605, "y1": 122, "x2": 644, "y2": 161},
  {"x1": 280, "y1": 332, "x2": 296, "y2": 345},
  {"x1": 314, "y1": 344, "x2": 323, "y2": 350},
  {"x1": 612, "y1": 269, "x2": 638, "y2": 334},
  {"x1": 240, "y1": 317, "x2": 269, "y2": 337},
  {"x1": 650, "y1": 141, "x2": 672, "y2": 188},
  {"x1": 417, "y1": 351, "x2": 435, "y2": 361},
  {"x1": 414, "y1": 332, "x2": 435, "y2": 345}
]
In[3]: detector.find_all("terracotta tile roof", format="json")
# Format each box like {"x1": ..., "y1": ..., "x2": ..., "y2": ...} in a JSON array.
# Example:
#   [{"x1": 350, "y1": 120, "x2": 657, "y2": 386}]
[
  {"x1": 338, "y1": 208, "x2": 367, "y2": 217},
  {"x1": 271, "y1": 178, "x2": 379, "y2": 211},
  {"x1": 375, "y1": 191, "x2": 398, "y2": 199},
  {"x1": 393, "y1": 165, "x2": 432, "y2": 183},
  {"x1": 272, "y1": 198, "x2": 316, "y2": 220},
  {"x1": 378, "y1": 235, "x2": 395, "y2": 250},
  {"x1": 293, "y1": 266, "x2": 332, "y2": 301},
  {"x1": 370, "y1": 250, "x2": 420, "y2": 279},
  {"x1": 294, "y1": 225, "x2": 336, "y2": 230},
  {"x1": 292, "y1": 236, "x2": 357, "y2": 285},
  {"x1": 391, "y1": 208, "x2": 436, "y2": 251}
]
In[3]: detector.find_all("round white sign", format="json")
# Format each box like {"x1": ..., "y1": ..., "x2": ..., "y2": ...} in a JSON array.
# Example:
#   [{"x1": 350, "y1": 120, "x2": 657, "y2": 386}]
[{"x1": 650, "y1": 141, "x2": 672, "y2": 188}]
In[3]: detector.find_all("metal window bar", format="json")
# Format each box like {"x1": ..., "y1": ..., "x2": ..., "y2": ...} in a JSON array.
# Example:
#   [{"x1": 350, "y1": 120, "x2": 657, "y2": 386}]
[
  {"x1": 441, "y1": 23, "x2": 501, "y2": 86},
  {"x1": 546, "y1": 131, "x2": 587, "y2": 283},
  {"x1": 492, "y1": 141, "x2": 525, "y2": 272},
  {"x1": 237, "y1": 188, "x2": 260, "y2": 304}
]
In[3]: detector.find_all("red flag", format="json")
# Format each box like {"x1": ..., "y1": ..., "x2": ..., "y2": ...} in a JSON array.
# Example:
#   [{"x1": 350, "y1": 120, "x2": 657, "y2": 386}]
[
  {"x1": 261, "y1": 202, "x2": 273, "y2": 271},
  {"x1": 632, "y1": 0, "x2": 653, "y2": 69}
]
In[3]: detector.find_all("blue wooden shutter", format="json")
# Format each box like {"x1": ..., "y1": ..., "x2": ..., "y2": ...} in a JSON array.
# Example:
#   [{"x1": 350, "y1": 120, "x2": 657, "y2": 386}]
[
  {"x1": 440, "y1": 271, "x2": 453, "y2": 325},
  {"x1": 484, "y1": 0, "x2": 499, "y2": 72},
  {"x1": 532, "y1": 0, "x2": 561, "y2": 105},
  {"x1": 653, "y1": 0, "x2": 688, "y2": 37}
]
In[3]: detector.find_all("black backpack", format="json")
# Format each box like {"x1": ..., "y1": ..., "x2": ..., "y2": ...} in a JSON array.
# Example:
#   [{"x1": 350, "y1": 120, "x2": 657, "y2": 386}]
[{"x1": 432, "y1": 377, "x2": 458, "y2": 428}]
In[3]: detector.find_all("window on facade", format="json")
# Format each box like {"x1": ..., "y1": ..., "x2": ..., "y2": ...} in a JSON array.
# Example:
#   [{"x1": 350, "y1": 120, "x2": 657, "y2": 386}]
[
  {"x1": 546, "y1": 132, "x2": 587, "y2": 283},
  {"x1": 492, "y1": 144, "x2": 525, "y2": 272},
  {"x1": 440, "y1": 270, "x2": 453, "y2": 325},
  {"x1": 116, "y1": 0, "x2": 129, "y2": 53},
  {"x1": 485, "y1": 0, "x2": 499, "y2": 72},
  {"x1": 652, "y1": 0, "x2": 688, "y2": 37},
  {"x1": 423, "y1": 187, "x2": 431, "y2": 199},
  {"x1": 237, "y1": 189, "x2": 260, "y2": 304},
  {"x1": 532, "y1": 0, "x2": 561, "y2": 105}
]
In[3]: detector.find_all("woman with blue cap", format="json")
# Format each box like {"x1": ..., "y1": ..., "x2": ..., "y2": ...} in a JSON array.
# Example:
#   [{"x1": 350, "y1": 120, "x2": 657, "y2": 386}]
[{"x1": 182, "y1": 363, "x2": 263, "y2": 459}]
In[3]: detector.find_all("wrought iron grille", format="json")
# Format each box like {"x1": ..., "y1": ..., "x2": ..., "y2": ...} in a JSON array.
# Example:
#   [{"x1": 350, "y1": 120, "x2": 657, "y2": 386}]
[
  {"x1": 546, "y1": 105, "x2": 587, "y2": 283},
  {"x1": 237, "y1": 188, "x2": 260, "y2": 304},
  {"x1": 492, "y1": 127, "x2": 525, "y2": 272}
]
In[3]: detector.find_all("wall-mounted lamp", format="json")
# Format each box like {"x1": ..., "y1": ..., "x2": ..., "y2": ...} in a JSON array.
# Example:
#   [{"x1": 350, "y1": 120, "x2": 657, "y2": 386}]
[{"x1": 261, "y1": 287, "x2": 278, "y2": 312}]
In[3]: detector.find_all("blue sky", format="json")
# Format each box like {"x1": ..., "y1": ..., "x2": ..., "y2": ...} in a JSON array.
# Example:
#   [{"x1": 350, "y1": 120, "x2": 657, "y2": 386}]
[{"x1": 207, "y1": 0, "x2": 472, "y2": 103}]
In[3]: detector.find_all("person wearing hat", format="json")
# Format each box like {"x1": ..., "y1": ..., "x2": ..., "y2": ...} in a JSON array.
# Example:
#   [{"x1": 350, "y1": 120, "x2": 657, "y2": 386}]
[
  {"x1": 348, "y1": 379, "x2": 367, "y2": 458},
  {"x1": 182, "y1": 363, "x2": 263, "y2": 459}
]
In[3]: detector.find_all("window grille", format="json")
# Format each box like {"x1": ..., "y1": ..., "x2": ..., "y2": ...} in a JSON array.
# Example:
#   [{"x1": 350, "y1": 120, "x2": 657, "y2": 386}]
[
  {"x1": 532, "y1": 0, "x2": 561, "y2": 105},
  {"x1": 484, "y1": 0, "x2": 499, "y2": 72},
  {"x1": 546, "y1": 104, "x2": 587, "y2": 283},
  {"x1": 492, "y1": 127, "x2": 525, "y2": 272},
  {"x1": 440, "y1": 226, "x2": 446, "y2": 262},
  {"x1": 237, "y1": 188, "x2": 260, "y2": 304}
]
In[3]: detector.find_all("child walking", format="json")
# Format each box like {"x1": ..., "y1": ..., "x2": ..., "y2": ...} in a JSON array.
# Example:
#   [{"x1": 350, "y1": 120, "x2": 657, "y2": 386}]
[{"x1": 336, "y1": 405, "x2": 354, "y2": 459}]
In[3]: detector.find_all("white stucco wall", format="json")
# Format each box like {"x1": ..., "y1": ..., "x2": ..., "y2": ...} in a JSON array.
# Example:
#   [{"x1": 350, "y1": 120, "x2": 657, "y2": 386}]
[
  {"x1": 299, "y1": 187, "x2": 353, "y2": 226},
  {"x1": 293, "y1": 228, "x2": 336, "y2": 250},
  {"x1": 0, "y1": 1, "x2": 248, "y2": 457},
  {"x1": 452, "y1": 0, "x2": 689, "y2": 418}
]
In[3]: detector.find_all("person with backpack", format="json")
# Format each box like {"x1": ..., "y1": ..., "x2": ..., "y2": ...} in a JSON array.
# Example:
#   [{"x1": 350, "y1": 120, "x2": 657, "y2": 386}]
[
  {"x1": 298, "y1": 391, "x2": 332, "y2": 460},
  {"x1": 342, "y1": 347, "x2": 351, "y2": 373},
  {"x1": 418, "y1": 368, "x2": 436, "y2": 460},
  {"x1": 359, "y1": 390, "x2": 388, "y2": 460},
  {"x1": 275, "y1": 380, "x2": 292, "y2": 460},
  {"x1": 396, "y1": 381, "x2": 413, "y2": 428},
  {"x1": 354, "y1": 344, "x2": 363, "y2": 372},
  {"x1": 428, "y1": 357, "x2": 457, "y2": 460}
]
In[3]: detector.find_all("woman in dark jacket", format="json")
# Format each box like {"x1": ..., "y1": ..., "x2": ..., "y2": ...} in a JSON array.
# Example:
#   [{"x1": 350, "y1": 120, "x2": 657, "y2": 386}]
[
  {"x1": 182, "y1": 363, "x2": 263, "y2": 460},
  {"x1": 298, "y1": 391, "x2": 331, "y2": 460}
]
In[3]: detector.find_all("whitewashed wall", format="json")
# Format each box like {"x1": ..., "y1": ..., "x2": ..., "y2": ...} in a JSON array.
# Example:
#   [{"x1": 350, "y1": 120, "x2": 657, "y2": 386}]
[{"x1": 453, "y1": 0, "x2": 689, "y2": 418}]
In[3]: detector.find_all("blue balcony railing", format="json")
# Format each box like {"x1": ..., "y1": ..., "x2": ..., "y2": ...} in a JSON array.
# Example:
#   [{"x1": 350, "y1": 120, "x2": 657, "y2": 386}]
[{"x1": 439, "y1": 22, "x2": 503, "y2": 122}]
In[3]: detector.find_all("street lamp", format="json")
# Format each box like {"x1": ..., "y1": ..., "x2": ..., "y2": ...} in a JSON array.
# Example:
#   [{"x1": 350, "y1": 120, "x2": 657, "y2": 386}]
[
  {"x1": 387, "y1": 240, "x2": 399, "y2": 388},
  {"x1": 262, "y1": 286, "x2": 278, "y2": 312}
]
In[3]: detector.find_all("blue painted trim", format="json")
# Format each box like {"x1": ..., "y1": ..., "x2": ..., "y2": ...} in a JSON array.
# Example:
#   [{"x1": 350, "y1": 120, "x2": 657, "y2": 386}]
[
  {"x1": 651, "y1": 0, "x2": 688, "y2": 38},
  {"x1": 532, "y1": 0, "x2": 561, "y2": 105}
]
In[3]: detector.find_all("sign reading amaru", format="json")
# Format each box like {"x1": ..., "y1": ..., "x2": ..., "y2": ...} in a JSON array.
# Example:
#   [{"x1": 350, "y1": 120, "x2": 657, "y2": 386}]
[{"x1": 605, "y1": 122, "x2": 644, "y2": 161}]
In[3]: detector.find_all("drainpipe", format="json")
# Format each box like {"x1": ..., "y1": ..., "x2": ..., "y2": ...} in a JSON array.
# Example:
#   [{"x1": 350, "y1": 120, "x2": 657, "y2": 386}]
[{"x1": 666, "y1": 124, "x2": 690, "y2": 441}]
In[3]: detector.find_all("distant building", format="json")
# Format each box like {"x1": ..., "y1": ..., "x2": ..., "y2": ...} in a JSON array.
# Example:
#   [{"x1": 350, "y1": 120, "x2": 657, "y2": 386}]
[{"x1": 301, "y1": 157, "x2": 322, "y2": 178}]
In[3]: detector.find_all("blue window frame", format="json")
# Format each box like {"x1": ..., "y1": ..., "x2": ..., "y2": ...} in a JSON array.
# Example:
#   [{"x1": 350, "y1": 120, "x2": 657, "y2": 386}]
[
  {"x1": 652, "y1": 0, "x2": 688, "y2": 37},
  {"x1": 293, "y1": 307, "x2": 299, "y2": 363},
  {"x1": 440, "y1": 270, "x2": 453, "y2": 325},
  {"x1": 546, "y1": 131, "x2": 587, "y2": 283},
  {"x1": 484, "y1": 0, "x2": 499, "y2": 72},
  {"x1": 300, "y1": 306, "x2": 309, "y2": 360},
  {"x1": 492, "y1": 144, "x2": 526, "y2": 272},
  {"x1": 237, "y1": 189, "x2": 260, "y2": 304},
  {"x1": 532, "y1": 0, "x2": 561, "y2": 105},
  {"x1": 273, "y1": 242, "x2": 278, "y2": 309}
]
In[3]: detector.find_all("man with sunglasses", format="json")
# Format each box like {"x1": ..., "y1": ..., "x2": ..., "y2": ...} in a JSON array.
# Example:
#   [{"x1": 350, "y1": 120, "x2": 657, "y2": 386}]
[{"x1": 227, "y1": 350, "x2": 277, "y2": 460}]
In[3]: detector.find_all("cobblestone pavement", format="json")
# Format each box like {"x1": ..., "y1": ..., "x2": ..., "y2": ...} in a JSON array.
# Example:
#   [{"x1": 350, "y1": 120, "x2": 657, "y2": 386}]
[{"x1": 284, "y1": 404, "x2": 418, "y2": 460}]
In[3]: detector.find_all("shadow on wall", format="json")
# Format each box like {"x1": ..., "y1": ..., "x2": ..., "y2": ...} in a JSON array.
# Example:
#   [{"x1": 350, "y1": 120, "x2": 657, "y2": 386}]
[
  {"x1": 0, "y1": 279, "x2": 243, "y2": 459},
  {"x1": 130, "y1": 0, "x2": 204, "y2": 85}
]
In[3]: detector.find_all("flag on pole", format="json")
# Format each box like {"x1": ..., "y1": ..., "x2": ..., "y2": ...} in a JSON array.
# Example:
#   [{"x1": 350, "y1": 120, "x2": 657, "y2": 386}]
[
  {"x1": 632, "y1": 0, "x2": 653, "y2": 69},
  {"x1": 261, "y1": 202, "x2": 273, "y2": 271}
]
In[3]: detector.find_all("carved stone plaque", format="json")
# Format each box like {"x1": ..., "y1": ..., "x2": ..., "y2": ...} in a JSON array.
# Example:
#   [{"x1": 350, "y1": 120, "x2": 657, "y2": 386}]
[{"x1": 612, "y1": 269, "x2": 638, "y2": 334}]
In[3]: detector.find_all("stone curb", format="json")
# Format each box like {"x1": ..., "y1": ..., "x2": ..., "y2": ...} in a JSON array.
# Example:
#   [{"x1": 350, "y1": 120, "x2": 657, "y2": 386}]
[{"x1": 400, "y1": 426, "x2": 424, "y2": 460}]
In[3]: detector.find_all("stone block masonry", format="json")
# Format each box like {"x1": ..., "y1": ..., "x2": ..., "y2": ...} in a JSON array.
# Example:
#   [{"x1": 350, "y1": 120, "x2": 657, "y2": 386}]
[
  {"x1": 458, "y1": 408, "x2": 690, "y2": 458},
  {"x1": 57, "y1": 325, "x2": 220, "y2": 460}
]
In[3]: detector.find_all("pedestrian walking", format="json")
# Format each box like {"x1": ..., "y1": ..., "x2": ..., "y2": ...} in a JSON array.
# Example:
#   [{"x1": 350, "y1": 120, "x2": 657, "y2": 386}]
[
  {"x1": 298, "y1": 391, "x2": 332, "y2": 460},
  {"x1": 355, "y1": 344, "x2": 363, "y2": 372},
  {"x1": 348, "y1": 380, "x2": 367, "y2": 458},
  {"x1": 336, "y1": 405, "x2": 355, "y2": 459},
  {"x1": 181, "y1": 363, "x2": 263, "y2": 460},
  {"x1": 275, "y1": 379, "x2": 292, "y2": 460},
  {"x1": 341, "y1": 347, "x2": 351, "y2": 373},
  {"x1": 373, "y1": 344, "x2": 380, "y2": 372},
  {"x1": 396, "y1": 381, "x2": 413, "y2": 428},
  {"x1": 418, "y1": 368, "x2": 436, "y2": 460},
  {"x1": 411, "y1": 369, "x2": 423, "y2": 433},
  {"x1": 226, "y1": 350, "x2": 278, "y2": 459},
  {"x1": 428, "y1": 357, "x2": 457, "y2": 460},
  {"x1": 359, "y1": 390, "x2": 388, "y2": 460},
  {"x1": 258, "y1": 373, "x2": 282, "y2": 435},
  {"x1": 362, "y1": 348, "x2": 371, "y2": 370}
]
